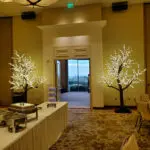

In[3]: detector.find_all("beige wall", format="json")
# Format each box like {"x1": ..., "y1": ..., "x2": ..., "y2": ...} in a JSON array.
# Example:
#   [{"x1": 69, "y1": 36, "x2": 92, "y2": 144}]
[
  {"x1": 41, "y1": 3, "x2": 145, "y2": 107},
  {"x1": 12, "y1": 15, "x2": 43, "y2": 104},
  {"x1": 102, "y1": 4, "x2": 145, "y2": 106},
  {"x1": 42, "y1": 4, "x2": 102, "y2": 25},
  {"x1": 40, "y1": 4, "x2": 105, "y2": 107},
  {"x1": 144, "y1": 4, "x2": 150, "y2": 94},
  {"x1": 10, "y1": 3, "x2": 145, "y2": 107}
]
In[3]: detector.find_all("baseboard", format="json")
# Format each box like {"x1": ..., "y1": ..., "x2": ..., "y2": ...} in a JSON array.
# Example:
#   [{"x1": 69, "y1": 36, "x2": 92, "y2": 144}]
[{"x1": 93, "y1": 106, "x2": 136, "y2": 109}]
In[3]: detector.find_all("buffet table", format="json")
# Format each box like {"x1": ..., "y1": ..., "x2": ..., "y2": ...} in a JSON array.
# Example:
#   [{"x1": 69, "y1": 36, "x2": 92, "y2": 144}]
[{"x1": 0, "y1": 102, "x2": 68, "y2": 150}]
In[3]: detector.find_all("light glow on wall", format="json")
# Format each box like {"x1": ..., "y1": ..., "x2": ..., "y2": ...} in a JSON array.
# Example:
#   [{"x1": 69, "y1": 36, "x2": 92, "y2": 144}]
[
  {"x1": 54, "y1": 35, "x2": 89, "y2": 47},
  {"x1": 73, "y1": 17, "x2": 86, "y2": 23}
]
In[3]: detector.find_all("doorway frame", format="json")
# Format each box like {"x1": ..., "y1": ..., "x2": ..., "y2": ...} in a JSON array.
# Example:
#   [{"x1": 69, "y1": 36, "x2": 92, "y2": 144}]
[
  {"x1": 54, "y1": 58, "x2": 92, "y2": 109},
  {"x1": 39, "y1": 20, "x2": 106, "y2": 108}
]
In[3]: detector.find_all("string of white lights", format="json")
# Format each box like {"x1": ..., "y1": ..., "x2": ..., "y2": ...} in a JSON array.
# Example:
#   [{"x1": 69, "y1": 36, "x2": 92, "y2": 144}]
[
  {"x1": 101, "y1": 45, "x2": 146, "y2": 90},
  {"x1": 9, "y1": 51, "x2": 46, "y2": 92}
]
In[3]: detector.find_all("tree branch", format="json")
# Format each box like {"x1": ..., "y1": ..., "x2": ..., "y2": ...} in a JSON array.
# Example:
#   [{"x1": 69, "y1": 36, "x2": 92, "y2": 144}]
[
  {"x1": 123, "y1": 80, "x2": 133, "y2": 91},
  {"x1": 27, "y1": 87, "x2": 33, "y2": 91},
  {"x1": 108, "y1": 85, "x2": 119, "y2": 91},
  {"x1": 118, "y1": 63, "x2": 123, "y2": 74}
]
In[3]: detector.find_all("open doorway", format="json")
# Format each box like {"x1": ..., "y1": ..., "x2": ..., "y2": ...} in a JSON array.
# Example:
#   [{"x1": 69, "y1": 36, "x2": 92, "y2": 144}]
[{"x1": 55, "y1": 59, "x2": 91, "y2": 108}]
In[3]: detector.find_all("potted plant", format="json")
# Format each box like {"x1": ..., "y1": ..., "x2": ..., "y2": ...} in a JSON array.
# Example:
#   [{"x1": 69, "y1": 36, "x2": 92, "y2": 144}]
[
  {"x1": 9, "y1": 51, "x2": 46, "y2": 103},
  {"x1": 102, "y1": 45, "x2": 146, "y2": 113}
]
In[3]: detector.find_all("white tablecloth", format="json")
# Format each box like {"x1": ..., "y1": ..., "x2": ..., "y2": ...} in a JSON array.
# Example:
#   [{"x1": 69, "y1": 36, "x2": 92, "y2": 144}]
[{"x1": 0, "y1": 102, "x2": 68, "y2": 150}]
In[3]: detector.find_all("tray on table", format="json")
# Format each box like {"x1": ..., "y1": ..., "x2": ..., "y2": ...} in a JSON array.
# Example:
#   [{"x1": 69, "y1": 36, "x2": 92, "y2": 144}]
[{"x1": 8, "y1": 103, "x2": 38, "y2": 121}]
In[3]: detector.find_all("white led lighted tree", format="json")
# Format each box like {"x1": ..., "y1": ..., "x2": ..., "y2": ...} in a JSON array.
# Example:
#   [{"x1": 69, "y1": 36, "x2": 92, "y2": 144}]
[
  {"x1": 102, "y1": 45, "x2": 146, "y2": 113},
  {"x1": 9, "y1": 51, "x2": 45, "y2": 103}
]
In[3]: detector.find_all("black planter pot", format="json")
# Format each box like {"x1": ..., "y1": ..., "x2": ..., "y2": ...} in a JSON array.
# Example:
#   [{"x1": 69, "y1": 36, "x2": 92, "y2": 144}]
[
  {"x1": 12, "y1": 92, "x2": 27, "y2": 103},
  {"x1": 115, "y1": 107, "x2": 132, "y2": 113}
]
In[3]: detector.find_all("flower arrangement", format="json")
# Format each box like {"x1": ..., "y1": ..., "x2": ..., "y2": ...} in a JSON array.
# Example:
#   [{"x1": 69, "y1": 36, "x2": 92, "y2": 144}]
[
  {"x1": 9, "y1": 51, "x2": 46, "y2": 102},
  {"x1": 102, "y1": 45, "x2": 146, "y2": 113}
]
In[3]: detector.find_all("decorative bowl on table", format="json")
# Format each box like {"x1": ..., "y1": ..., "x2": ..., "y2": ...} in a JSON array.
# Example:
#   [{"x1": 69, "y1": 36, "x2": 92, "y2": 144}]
[
  {"x1": 9, "y1": 102, "x2": 35, "y2": 109},
  {"x1": 0, "y1": 109, "x2": 27, "y2": 132},
  {"x1": 0, "y1": 110, "x2": 13, "y2": 127},
  {"x1": 5, "y1": 112, "x2": 27, "y2": 133},
  {"x1": 8, "y1": 103, "x2": 38, "y2": 121}
]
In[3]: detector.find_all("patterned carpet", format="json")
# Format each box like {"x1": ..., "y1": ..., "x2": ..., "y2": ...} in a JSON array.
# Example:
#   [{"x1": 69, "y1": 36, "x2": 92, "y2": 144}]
[{"x1": 50, "y1": 109, "x2": 150, "y2": 150}]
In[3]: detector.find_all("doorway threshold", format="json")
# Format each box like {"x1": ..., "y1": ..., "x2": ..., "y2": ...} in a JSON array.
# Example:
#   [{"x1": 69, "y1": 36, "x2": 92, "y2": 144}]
[{"x1": 69, "y1": 106, "x2": 90, "y2": 109}]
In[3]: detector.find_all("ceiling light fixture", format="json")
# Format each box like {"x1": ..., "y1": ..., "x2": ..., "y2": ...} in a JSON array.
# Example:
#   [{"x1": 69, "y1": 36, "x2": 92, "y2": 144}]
[
  {"x1": 15, "y1": 0, "x2": 58, "y2": 7},
  {"x1": 0, "y1": 0, "x2": 58, "y2": 7}
]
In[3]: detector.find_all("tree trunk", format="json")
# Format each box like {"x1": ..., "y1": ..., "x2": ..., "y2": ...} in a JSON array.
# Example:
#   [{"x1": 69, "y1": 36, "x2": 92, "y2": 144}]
[
  {"x1": 23, "y1": 84, "x2": 28, "y2": 103},
  {"x1": 23, "y1": 90, "x2": 27, "y2": 103},
  {"x1": 115, "y1": 88, "x2": 131, "y2": 113},
  {"x1": 119, "y1": 88, "x2": 124, "y2": 108}
]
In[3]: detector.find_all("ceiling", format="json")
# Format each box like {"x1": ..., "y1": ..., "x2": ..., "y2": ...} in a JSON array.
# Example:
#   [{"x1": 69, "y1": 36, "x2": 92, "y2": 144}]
[
  {"x1": 0, "y1": 0, "x2": 150, "y2": 16},
  {"x1": 51, "y1": 0, "x2": 150, "y2": 7}
]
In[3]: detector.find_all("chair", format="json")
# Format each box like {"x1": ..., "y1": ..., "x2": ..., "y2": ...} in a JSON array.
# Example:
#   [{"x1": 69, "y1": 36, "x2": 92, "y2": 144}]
[
  {"x1": 134, "y1": 99, "x2": 142, "y2": 128},
  {"x1": 135, "y1": 100, "x2": 150, "y2": 132},
  {"x1": 134, "y1": 95, "x2": 150, "y2": 128},
  {"x1": 120, "y1": 134, "x2": 139, "y2": 150}
]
